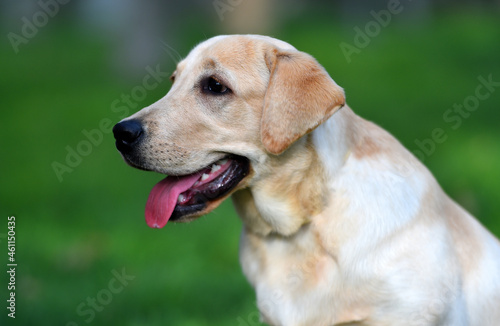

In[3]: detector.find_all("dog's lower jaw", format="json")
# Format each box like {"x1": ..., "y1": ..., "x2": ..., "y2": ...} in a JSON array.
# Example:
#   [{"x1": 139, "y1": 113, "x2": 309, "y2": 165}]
[
  {"x1": 232, "y1": 189, "x2": 274, "y2": 236},
  {"x1": 235, "y1": 135, "x2": 329, "y2": 237},
  {"x1": 232, "y1": 185, "x2": 303, "y2": 237}
]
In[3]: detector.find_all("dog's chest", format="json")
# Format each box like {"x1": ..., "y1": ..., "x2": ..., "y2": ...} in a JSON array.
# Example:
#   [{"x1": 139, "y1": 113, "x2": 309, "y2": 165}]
[{"x1": 239, "y1": 226, "x2": 370, "y2": 326}]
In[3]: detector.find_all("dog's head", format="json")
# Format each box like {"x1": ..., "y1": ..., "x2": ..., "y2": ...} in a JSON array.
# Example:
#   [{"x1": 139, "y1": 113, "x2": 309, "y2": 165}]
[{"x1": 113, "y1": 35, "x2": 345, "y2": 228}]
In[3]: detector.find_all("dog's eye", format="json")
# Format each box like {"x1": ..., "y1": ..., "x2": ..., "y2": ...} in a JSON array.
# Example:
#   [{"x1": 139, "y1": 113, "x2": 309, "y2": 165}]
[{"x1": 204, "y1": 77, "x2": 229, "y2": 94}]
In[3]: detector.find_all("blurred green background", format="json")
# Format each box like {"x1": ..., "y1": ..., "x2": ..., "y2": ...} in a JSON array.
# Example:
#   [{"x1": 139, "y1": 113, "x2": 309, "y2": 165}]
[{"x1": 1, "y1": 1, "x2": 499, "y2": 325}]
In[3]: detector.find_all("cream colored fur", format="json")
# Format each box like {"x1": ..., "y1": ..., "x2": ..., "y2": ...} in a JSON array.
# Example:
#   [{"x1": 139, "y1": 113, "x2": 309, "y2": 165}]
[{"x1": 124, "y1": 35, "x2": 500, "y2": 326}]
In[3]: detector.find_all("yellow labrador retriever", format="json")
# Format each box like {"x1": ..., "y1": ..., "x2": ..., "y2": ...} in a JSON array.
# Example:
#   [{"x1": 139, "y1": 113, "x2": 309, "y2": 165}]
[{"x1": 113, "y1": 35, "x2": 500, "y2": 326}]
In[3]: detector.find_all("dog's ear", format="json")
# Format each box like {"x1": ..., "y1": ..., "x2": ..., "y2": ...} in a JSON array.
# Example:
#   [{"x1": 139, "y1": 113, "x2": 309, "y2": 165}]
[{"x1": 261, "y1": 49, "x2": 345, "y2": 155}]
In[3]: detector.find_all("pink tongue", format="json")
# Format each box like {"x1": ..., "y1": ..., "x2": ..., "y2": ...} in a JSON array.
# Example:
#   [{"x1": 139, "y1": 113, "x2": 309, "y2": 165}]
[{"x1": 145, "y1": 173, "x2": 201, "y2": 228}]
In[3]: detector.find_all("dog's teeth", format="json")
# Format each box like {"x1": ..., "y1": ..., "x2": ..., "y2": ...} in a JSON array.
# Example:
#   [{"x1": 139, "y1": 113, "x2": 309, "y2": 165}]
[
  {"x1": 218, "y1": 159, "x2": 228, "y2": 165},
  {"x1": 201, "y1": 173, "x2": 209, "y2": 181},
  {"x1": 193, "y1": 181, "x2": 200, "y2": 186},
  {"x1": 211, "y1": 164, "x2": 221, "y2": 173},
  {"x1": 177, "y1": 194, "x2": 185, "y2": 203}
]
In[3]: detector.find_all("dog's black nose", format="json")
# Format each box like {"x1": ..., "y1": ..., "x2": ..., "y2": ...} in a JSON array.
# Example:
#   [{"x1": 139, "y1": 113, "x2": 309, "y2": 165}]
[{"x1": 112, "y1": 119, "x2": 144, "y2": 152}]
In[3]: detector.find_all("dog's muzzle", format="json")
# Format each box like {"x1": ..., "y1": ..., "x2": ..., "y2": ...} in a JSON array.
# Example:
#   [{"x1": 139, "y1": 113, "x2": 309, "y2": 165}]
[{"x1": 112, "y1": 118, "x2": 251, "y2": 227}]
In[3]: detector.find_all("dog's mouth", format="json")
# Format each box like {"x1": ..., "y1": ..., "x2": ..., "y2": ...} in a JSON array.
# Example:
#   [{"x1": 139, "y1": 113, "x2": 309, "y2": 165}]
[{"x1": 145, "y1": 155, "x2": 250, "y2": 228}]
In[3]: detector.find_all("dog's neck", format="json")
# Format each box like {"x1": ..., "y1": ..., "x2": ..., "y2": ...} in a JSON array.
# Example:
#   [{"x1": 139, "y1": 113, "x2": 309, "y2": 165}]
[
  {"x1": 312, "y1": 106, "x2": 359, "y2": 179},
  {"x1": 232, "y1": 106, "x2": 358, "y2": 237}
]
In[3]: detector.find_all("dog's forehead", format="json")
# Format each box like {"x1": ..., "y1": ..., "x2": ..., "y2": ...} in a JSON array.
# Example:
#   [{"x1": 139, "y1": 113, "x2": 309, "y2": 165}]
[
  {"x1": 176, "y1": 35, "x2": 296, "y2": 74},
  {"x1": 201, "y1": 35, "x2": 296, "y2": 51},
  {"x1": 195, "y1": 35, "x2": 296, "y2": 56}
]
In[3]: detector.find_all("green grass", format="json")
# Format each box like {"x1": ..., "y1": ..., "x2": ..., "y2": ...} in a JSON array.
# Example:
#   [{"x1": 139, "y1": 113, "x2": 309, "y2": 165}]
[{"x1": 1, "y1": 10, "x2": 499, "y2": 326}]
